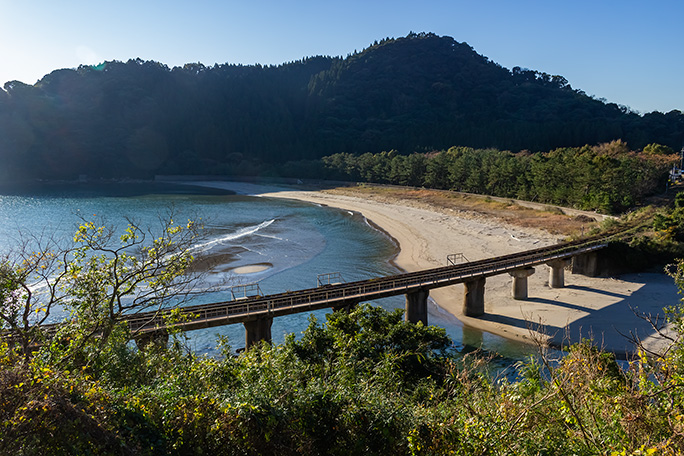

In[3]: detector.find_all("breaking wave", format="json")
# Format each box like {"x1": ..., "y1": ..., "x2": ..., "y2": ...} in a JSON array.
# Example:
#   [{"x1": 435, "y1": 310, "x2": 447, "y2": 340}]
[{"x1": 191, "y1": 219, "x2": 275, "y2": 253}]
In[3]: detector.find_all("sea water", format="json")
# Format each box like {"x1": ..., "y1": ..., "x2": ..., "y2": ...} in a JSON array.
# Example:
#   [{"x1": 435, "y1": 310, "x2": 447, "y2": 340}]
[{"x1": 0, "y1": 182, "x2": 535, "y2": 361}]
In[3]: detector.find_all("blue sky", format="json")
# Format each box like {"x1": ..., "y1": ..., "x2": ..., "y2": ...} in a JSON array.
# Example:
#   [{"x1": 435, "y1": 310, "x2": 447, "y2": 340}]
[{"x1": 0, "y1": 0, "x2": 682, "y2": 114}]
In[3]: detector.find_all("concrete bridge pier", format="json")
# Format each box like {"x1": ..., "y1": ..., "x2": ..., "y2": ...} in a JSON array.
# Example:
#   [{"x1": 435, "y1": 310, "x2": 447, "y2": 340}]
[
  {"x1": 572, "y1": 252, "x2": 599, "y2": 277},
  {"x1": 333, "y1": 300, "x2": 358, "y2": 313},
  {"x1": 134, "y1": 330, "x2": 169, "y2": 350},
  {"x1": 547, "y1": 259, "x2": 572, "y2": 288},
  {"x1": 463, "y1": 277, "x2": 486, "y2": 317},
  {"x1": 405, "y1": 289, "x2": 429, "y2": 325},
  {"x1": 509, "y1": 267, "x2": 535, "y2": 299},
  {"x1": 244, "y1": 317, "x2": 273, "y2": 348}
]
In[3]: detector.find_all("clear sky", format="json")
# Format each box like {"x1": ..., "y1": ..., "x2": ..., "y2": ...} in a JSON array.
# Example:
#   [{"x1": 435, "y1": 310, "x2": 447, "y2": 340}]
[{"x1": 0, "y1": 0, "x2": 682, "y2": 114}]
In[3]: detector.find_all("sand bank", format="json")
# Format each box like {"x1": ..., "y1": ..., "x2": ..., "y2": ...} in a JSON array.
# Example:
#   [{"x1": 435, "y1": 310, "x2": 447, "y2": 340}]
[
  {"x1": 231, "y1": 264, "x2": 272, "y2": 274},
  {"x1": 186, "y1": 181, "x2": 679, "y2": 357}
]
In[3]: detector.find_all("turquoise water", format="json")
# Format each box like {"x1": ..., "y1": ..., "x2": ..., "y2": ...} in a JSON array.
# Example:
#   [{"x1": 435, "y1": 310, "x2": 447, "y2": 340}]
[{"x1": 0, "y1": 182, "x2": 535, "y2": 360}]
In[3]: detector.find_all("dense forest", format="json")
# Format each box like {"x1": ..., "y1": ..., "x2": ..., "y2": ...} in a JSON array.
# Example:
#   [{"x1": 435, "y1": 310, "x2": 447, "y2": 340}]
[{"x1": 0, "y1": 32, "x2": 683, "y2": 181}]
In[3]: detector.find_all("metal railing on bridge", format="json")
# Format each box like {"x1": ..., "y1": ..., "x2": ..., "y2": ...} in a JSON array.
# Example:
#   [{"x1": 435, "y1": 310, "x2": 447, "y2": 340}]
[{"x1": 124, "y1": 234, "x2": 610, "y2": 334}]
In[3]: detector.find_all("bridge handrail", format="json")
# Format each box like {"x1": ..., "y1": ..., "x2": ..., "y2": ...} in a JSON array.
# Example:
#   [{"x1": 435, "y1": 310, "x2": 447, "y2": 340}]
[{"x1": 124, "y1": 236, "x2": 612, "y2": 332}]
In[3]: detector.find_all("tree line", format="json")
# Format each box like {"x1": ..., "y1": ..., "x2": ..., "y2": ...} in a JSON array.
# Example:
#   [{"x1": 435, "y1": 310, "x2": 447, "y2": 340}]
[{"x1": 310, "y1": 141, "x2": 675, "y2": 214}]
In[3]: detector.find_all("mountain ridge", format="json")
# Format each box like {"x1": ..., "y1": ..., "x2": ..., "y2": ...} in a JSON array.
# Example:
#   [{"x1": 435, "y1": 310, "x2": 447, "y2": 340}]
[{"x1": 0, "y1": 32, "x2": 682, "y2": 180}]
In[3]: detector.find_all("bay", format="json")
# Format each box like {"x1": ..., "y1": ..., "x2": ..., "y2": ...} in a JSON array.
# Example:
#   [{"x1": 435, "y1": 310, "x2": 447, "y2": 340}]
[{"x1": 0, "y1": 182, "x2": 534, "y2": 360}]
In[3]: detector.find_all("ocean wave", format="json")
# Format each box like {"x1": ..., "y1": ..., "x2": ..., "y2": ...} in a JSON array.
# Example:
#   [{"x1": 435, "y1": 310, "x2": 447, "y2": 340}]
[{"x1": 191, "y1": 219, "x2": 275, "y2": 253}]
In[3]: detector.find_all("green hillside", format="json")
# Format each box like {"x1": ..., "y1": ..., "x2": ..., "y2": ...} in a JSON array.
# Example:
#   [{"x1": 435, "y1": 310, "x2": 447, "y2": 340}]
[{"x1": 0, "y1": 32, "x2": 682, "y2": 180}]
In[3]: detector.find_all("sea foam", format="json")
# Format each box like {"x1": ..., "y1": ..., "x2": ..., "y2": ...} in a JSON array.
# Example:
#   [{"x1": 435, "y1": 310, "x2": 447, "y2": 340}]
[{"x1": 192, "y1": 219, "x2": 276, "y2": 253}]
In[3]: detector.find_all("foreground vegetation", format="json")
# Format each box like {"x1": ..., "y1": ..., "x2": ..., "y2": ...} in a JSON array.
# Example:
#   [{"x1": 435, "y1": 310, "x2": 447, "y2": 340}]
[
  {"x1": 2, "y1": 196, "x2": 684, "y2": 454},
  {"x1": 2, "y1": 300, "x2": 684, "y2": 455}
]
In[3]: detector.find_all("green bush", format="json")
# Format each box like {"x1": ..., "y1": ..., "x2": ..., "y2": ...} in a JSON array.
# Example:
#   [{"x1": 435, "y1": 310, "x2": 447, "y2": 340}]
[{"x1": 2, "y1": 299, "x2": 684, "y2": 454}]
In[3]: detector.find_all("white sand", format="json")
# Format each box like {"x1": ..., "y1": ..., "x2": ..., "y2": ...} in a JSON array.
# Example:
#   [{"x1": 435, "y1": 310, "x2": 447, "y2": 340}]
[{"x1": 186, "y1": 181, "x2": 680, "y2": 357}]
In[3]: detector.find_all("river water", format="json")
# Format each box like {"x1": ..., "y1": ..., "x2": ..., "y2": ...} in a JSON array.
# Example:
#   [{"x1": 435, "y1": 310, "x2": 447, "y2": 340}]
[{"x1": 0, "y1": 182, "x2": 535, "y2": 360}]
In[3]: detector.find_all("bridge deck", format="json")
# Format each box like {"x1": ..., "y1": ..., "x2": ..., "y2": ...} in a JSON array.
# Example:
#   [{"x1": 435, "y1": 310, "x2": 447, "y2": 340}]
[
  {"x1": 125, "y1": 236, "x2": 608, "y2": 334},
  {"x1": 2, "y1": 236, "x2": 611, "y2": 345}
]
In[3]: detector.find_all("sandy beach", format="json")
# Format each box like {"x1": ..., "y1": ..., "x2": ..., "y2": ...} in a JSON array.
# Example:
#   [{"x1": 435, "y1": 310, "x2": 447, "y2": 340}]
[{"x1": 185, "y1": 180, "x2": 680, "y2": 358}]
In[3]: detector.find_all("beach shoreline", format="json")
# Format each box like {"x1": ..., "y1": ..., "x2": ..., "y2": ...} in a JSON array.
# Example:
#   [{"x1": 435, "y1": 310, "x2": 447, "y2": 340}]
[{"x1": 184, "y1": 180, "x2": 679, "y2": 357}]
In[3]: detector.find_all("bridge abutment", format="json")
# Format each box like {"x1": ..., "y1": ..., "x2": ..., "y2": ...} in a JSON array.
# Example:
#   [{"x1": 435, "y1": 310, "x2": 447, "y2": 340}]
[
  {"x1": 405, "y1": 289, "x2": 429, "y2": 325},
  {"x1": 509, "y1": 267, "x2": 535, "y2": 299},
  {"x1": 546, "y1": 259, "x2": 571, "y2": 288},
  {"x1": 244, "y1": 317, "x2": 273, "y2": 348},
  {"x1": 572, "y1": 252, "x2": 599, "y2": 277},
  {"x1": 463, "y1": 277, "x2": 486, "y2": 317}
]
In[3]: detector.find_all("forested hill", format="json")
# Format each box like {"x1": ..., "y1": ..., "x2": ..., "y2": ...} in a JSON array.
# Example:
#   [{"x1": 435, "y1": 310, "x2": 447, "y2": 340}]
[{"x1": 0, "y1": 32, "x2": 683, "y2": 180}]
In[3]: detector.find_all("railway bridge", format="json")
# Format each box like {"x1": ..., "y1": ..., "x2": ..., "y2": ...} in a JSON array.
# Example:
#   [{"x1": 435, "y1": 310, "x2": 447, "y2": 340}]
[{"x1": 125, "y1": 235, "x2": 609, "y2": 348}]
